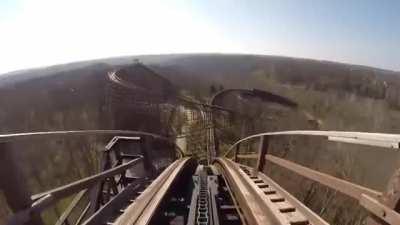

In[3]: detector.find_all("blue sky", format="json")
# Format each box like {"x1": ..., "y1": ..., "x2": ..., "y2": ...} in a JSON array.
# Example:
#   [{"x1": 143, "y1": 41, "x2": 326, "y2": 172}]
[
  {"x1": 189, "y1": 1, "x2": 400, "y2": 69},
  {"x1": 0, "y1": 0, "x2": 399, "y2": 73}
]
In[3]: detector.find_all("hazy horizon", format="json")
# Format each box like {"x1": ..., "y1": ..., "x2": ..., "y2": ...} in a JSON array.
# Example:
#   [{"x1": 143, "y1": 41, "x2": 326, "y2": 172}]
[
  {"x1": 0, "y1": 0, "x2": 399, "y2": 74},
  {"x1": 2, "y1": 52, "x2": 400, "y2": 76}
]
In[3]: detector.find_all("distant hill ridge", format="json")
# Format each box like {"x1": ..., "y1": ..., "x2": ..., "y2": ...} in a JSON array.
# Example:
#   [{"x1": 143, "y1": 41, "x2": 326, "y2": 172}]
[
  {"x1": 1, "y1": 54, "x2": 400, "y2": 108},
  {"x1": 1, "y1": 54, "x2": 398, "y2": 79}
]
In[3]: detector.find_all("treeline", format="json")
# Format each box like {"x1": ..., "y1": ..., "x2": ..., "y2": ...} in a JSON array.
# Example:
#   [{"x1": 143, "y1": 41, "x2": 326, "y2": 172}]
[
  {"x1": 142, "y1": 54, "x2": 400, "y2": 108},
  {"x1": 270, "y1": 60, "x2": 400, "y2": 108}
]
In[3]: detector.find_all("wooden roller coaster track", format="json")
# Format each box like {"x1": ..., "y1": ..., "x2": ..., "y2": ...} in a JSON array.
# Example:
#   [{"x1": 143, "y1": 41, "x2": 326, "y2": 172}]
[{"x1": 1, "y1": 128, "x2": 399, "y2": 225}]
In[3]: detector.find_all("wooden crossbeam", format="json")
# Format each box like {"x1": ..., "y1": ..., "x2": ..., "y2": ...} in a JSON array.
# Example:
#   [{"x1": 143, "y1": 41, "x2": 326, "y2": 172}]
[{"x1": 265, "y1": 154, "x2": 382, "y2": 200}]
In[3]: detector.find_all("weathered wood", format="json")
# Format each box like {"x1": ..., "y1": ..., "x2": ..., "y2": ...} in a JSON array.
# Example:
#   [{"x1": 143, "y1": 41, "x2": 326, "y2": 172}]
[
  {"x1": 233, "y1": 143, "x2": 240, "y2": 162},
  {"x1": 87, "y1": 151, "x2": 111, "y2": 216},
  {"x1": 32, "y1": 157, "x2": 143, "y2": 201},
  {"x1": 140, "y1": 136, "x2": 156, "y2": 177},
  {"x1": 253, "y1": 136, "x2": 269, "y2": 175},
  {"x1": 223, "y1": 158, "x2": 320, "y2": 225},
  {"x1": 360, "y1": 194, "x2": 400, "y2": 225},
  {"x1": 236, "y1": 153, "x2": 258, "y2": 159},
  {"x1": 241, "y1": 164, "x2": 329, "y2": 225},
  {"x1": 55, "y1": 190, "x2": 87, "y2": 225},
  {"x1": 82, "y1": 179, "x2": 143, "y2": 225},
  {"x1": 366, "y1": 167, "x2": 400, "y2": 225},
  {"x1": 105, "y1": 136, "x2": 141, "y2": 151},
  {"x1": 74, "y1": 203, "x2": 90, "y2": 225},
  {"x1": 114, "y1": 158, "x2": 191, "y2": 225},
  {"x1": 215, "y1": 159, "x2": 275, "y2": 225},
  {"x1": 265, "y1": 154, "x2": 382, "y2": 200}
]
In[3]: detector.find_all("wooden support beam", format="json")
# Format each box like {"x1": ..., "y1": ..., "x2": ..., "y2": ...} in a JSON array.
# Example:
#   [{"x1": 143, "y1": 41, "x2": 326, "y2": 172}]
[
  {"x1": 237, "y1": 154, "x2": 258, "y2": 159},
  {"x1": 114, "y1": 158, "x2": 192, "y2": 225},
  {"x1": 360, "y1": 194, "x2": 400, "y2": 225},
  {"x1": 253, "y1": 136, "x2": 269, "y2": 175},
  {"x1": 82, "y1": 179, "x2": 144, "y2": 225},
  {"x1": 265, "y1": 154, "x2": 382, "y2": 200},
  {"x1": 140, "y1": 136, "x2": 156, "y2": 178},
  {"x1": 32, "y1": 157, "x2": 143, "y2": 201},
  {"x1": 233, "y1": 143, "x2": 240, "y2": 162},
  {"x1": 215, "y1": 159, "x2": 277, "y2": 225},
  {"x1": 87, "y1": 151, "x2": 111, "y2": 216},
  {"x1": 252, "y1": 165, "x2": 330, "y2": 225},
  {"x1": 55, "y1": 190, "x2": 87, "y2": 225}
]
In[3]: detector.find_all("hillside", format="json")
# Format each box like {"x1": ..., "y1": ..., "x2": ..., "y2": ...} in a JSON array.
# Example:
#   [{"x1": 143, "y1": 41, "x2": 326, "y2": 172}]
[{"x1": 3, "y1": 54, "x2": 399, "y2": 105}]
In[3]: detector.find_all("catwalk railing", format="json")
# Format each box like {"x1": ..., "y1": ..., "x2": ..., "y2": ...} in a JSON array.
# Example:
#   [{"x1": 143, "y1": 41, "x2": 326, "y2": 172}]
[
  {"x1": 1, "y1": 130, "x2": 183, "y2": 225},
  {"x1": 222, "y1": 130, "x2": 400, "y2": 225}
]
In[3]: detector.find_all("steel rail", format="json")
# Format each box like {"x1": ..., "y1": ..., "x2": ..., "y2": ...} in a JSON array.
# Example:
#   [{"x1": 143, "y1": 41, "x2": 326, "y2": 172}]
[
  {"x1": 31, "y1": 156, "x2": 143, "y2": 201},
  {"x1": 0, "y1": 130, "x2": 168, "y2": 143},
  {"x1": 0, "y1": 129, "x2": 185, "y2": 157},
  {"x1": 114, "y1": 157, "x2": 192, "y2": 225},
  {"x1": 327, "y1": 136, "x2": 399, "y2": 148},
  {"x1": 225, "y1": 130, "x2": 400, "y2": 157}
]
